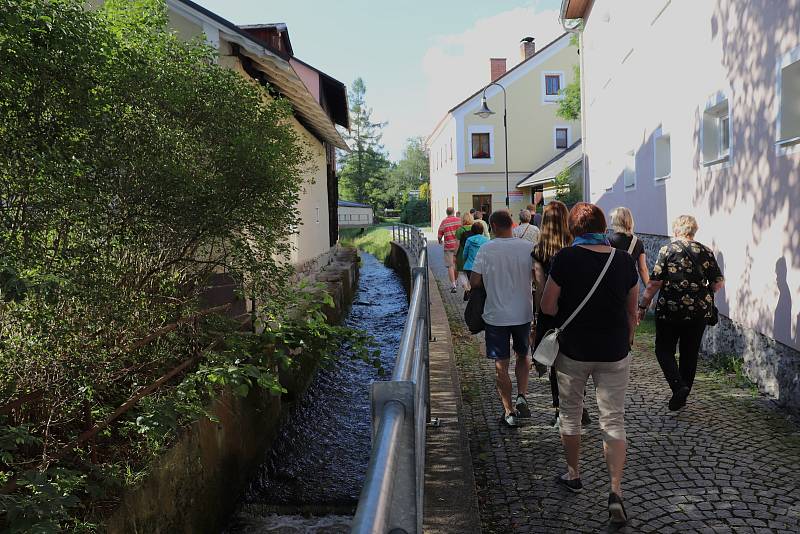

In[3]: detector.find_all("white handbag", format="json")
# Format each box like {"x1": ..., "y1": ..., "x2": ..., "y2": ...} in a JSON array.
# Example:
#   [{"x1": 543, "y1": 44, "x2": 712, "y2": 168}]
[{"x1": 533, "y1": 249, "x2": 616, "y2": 366}]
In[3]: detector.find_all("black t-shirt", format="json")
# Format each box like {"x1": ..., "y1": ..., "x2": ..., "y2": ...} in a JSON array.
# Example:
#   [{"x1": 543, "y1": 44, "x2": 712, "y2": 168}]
[
  {"x1": 609, "y1": 232, "x2": 644, "y2": 259},
  {"x1": 547, "y1": 246, "x2": 638, "y2": 362},
  {"x1": 532, "y1": 250, "x2": 555, "y2": 346}
]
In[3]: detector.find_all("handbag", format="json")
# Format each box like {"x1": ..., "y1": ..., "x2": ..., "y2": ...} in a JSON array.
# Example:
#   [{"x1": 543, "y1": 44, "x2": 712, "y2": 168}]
[
  {"x1": 532, "y1": 249, "x2": 616, "y2": 366},
  {"x1": 464, "y1": 285, "x2": 487, "y2": 334},
  {"x1": 675, "y1": 241, "x2": 719, "y2": 326}
]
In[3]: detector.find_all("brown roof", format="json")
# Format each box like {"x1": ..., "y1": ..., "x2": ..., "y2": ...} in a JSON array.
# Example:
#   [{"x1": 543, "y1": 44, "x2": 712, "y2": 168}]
[{"x1": 562, "y1": 0, "x2": 592, "y2": 20}]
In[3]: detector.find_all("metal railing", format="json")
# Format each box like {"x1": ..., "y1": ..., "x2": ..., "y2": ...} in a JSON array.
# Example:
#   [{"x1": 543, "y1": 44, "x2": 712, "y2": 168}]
[{"x1": 352, "y1": 224, "x2": 432, "y2": 534}]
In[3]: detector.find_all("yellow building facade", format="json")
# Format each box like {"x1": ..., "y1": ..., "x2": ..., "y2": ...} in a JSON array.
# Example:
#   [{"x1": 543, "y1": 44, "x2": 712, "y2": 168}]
[{"x1": 428, "y1": 33, "x2": 581, "y2": 223}]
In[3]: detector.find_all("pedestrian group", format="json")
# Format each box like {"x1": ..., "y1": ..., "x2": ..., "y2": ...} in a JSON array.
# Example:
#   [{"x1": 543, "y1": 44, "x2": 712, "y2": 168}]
[{"x1": 437, "y1": 201, "x2": 725, "y2": 525}]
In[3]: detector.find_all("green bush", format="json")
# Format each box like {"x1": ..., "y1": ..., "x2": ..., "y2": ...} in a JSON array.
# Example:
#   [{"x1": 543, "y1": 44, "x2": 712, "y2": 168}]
[
  {"x1": 0, "y1": 0, "x2": 357, "y2": 529},
  {"x1": 400, "y1": 199, "x2": 430, "y2": 225}
]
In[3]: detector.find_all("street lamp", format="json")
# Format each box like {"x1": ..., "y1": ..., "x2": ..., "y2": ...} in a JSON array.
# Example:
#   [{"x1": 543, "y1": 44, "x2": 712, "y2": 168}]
[{"x1": 474, "y1": 82, "x2": 509, "y2": 208}]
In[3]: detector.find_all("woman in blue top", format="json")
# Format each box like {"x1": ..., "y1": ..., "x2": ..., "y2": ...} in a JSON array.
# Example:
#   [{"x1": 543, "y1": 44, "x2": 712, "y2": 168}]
[{"x1": 462, "y1": 222, "x2": 488, "y2": 300}]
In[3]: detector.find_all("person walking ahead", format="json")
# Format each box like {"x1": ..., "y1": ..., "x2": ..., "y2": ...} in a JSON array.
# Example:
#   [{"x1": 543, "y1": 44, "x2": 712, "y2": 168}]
[
  {"x1": 437, "y1": 207, "x2": 461, "y2": 293},
  {"x1": 638, "y1": 215, "x2": 724, "y2": 411},
  {"x1": 540, "y1": 202, "x2": 638, "y2": 524},
  {"x1": 470, "y1": 210, "x2": 533, "y2": 427}
]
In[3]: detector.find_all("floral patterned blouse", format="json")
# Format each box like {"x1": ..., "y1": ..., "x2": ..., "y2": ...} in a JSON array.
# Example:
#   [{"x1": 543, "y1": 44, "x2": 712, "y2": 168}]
[{"x1": 650, "y1": 239, "x2": 724, "y2": 322}]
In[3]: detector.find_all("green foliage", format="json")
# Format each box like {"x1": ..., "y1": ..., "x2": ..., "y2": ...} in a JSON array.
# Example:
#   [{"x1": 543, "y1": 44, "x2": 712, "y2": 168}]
[
  {"x1": 0, "y1": 0, "x2": 377, "y2": 530},
  {"x1": 375, "y1": 137, "x2": 429, "y2": 210},
  {"x1": 338, "y1": 78, "x2": 390, "y2": 204},
  {"x1": 339, "y1": 228, "x2": 393, "y2": 261},
  {"x1": 418, "y1": 182, "x2": 430, "y2": 200},
  {"x1": 553, "y1": 165, "x2": 583, "y2": 206},
  {"x1": 556, "y1": 64, "x2": 581, "y2": 121},
  {"x1": 400, "y1": 199, "x2": 431, "y2": 225}
]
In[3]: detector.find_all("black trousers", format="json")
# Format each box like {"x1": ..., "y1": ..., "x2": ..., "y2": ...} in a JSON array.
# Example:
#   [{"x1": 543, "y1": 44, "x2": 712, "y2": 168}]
[{"x1": 654, "y1": 319, "x2": 707, "y2": 392}]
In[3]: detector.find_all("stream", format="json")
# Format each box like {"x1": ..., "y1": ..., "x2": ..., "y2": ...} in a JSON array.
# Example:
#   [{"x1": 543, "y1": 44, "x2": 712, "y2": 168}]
[{"x1": 224, "y1": 251, "x2": 408, "y2": 533}]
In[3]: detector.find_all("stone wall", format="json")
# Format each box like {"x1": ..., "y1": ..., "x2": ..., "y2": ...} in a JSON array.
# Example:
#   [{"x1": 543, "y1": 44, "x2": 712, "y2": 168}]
[
  {"x1": 105, "y1": 247, "x2": 360, "y2": 533},
  {"x1": 637, "y1": 232, "x2": 800, "y2": 411}
]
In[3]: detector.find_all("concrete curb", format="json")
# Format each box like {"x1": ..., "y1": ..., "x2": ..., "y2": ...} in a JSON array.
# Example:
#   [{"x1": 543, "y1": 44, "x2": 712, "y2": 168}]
[{"x1": 423, "y1": 265, "x2": 482, "y2": 534}]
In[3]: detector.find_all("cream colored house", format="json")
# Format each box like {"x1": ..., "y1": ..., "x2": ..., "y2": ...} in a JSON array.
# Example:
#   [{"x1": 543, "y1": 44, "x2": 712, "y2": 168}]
[
  {"x1": 561, "y1": 0, "x2": 800, "y2": 408},
  {"x1": 164, "y1": 0, "x2": 350, "y2": 271},
  {"x1": 427, "y1": 33, "x2": 581, "y2": 221}
]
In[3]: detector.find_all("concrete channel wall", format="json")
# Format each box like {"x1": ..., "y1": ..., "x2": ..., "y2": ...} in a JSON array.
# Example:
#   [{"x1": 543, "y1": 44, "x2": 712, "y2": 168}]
[{"x1": 104, "y1": 247, "x2": 360, "y2": 534}]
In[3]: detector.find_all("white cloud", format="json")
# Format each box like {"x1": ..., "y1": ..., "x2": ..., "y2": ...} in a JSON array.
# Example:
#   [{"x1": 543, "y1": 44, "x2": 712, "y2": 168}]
[{"x1": 421, "y1": 5, "x2": 563, "y2": 139}]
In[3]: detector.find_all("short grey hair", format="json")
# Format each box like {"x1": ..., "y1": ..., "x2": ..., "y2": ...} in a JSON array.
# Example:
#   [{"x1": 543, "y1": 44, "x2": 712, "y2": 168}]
[
  {"x1": 672, "y1": 214, "x2": 698, "y2": 238},
  {"x1": 519, "y1": 209, "x2": 532, "y2": 223}
]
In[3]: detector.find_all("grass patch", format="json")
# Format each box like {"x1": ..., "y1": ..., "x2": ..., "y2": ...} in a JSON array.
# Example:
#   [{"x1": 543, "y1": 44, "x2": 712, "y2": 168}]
[
  {"x1": 704, "y1": 352, "x2": 758, "y2": 393},
  {"x1": 637, "y1": 314, "x2": 656, "y2": 335},
  {"x1": 339, "y1": 226, "x2": 392, "y2": 261}
]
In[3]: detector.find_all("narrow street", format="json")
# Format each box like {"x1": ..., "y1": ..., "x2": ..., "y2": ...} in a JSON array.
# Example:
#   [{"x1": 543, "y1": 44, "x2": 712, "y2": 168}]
[{"x1": 427, "y1": 240, "x2": 800, "y2": 534}]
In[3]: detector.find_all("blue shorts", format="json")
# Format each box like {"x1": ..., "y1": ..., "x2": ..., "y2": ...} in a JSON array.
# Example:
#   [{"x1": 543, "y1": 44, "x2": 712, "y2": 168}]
[{"x1": 485, "y1": 322, "x2": 531, "y2": 360}]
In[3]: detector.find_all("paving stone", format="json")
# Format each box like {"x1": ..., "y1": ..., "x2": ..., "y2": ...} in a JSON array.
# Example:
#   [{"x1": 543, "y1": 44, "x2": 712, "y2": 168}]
[{"x1": 427, "y1": 241, "x2": 800, "y2": 533}]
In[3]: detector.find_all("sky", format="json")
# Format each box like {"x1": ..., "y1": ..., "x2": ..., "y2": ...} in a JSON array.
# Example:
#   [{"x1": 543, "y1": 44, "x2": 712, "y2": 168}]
[{"x1": 193, "y1": 0, "x2": 564, "y2": 161}]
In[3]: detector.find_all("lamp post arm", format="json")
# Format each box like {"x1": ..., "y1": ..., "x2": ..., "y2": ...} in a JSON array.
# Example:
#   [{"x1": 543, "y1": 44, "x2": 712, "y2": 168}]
[{"x1": 480, "y1": 82, "x2": 510, "y2": 208}]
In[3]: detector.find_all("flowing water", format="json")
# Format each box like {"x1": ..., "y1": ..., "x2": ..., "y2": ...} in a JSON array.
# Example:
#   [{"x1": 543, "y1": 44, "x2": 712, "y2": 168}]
[{"x1": 224, "y1": 252, "x2": 408, "y2": 533}]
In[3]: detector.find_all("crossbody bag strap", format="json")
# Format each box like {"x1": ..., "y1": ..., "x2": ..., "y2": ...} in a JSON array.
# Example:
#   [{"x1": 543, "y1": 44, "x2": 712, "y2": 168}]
[
  {"x1": 558, "y1": 248, "x2": 616, "y2": 331},
  {"x1": 627, "y1": 235, "x2": 638, "y2": 255}
]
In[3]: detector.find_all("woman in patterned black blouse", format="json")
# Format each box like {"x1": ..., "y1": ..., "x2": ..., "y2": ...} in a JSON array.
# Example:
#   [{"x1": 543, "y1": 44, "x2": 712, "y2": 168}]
[{"x1": 638, "y1": 215, "x2": 725, "y2": 411}]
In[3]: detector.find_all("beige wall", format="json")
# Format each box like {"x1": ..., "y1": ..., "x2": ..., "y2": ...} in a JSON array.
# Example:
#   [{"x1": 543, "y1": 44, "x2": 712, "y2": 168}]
[
  {"x1": 581, "y1": 0, "x2": 800, "y2": 351},
  {"x1": 458, "y1": 37, "x2": 581, "y2": 175}
]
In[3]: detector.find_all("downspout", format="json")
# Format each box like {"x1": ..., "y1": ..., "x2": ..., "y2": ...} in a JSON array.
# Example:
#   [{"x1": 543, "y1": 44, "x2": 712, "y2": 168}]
[{"x1": 559, "y1": 1, "x2": 589, "y2": 202}]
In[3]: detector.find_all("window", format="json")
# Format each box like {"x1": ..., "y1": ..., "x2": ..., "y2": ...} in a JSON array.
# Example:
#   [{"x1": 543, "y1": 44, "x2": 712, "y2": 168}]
[
  {"x1": 701, "y1": 96, "x2": 731, "y2": 165},
  {"x1": 623, "y1": 150, "x2": 636, "y2": 190},
  {"x1": 471, "y1": 133, "x2": 491, "y2": 159},
  {"x1": 545, "y1": 75, "x2": 561, "y2": 95},
  {"x1": 542, "y1": 72, "x2": 565, "y2": 103},
  {"x1": 555, "y1": 128, "x2": 569, "y2": 149},
  {"x1": 777, "y1": 48, "x2": 800, "y2": 152},
  {"x1": 654, "y1": 129, "x2": 671, "y2": 181}
]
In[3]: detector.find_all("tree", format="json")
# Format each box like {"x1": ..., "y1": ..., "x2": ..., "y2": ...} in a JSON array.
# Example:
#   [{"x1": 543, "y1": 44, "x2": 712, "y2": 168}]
[
  {"x1": 338, "y1": 78, "x2": 389, "y2": 204},
  {"x1": 373, "y1": 136, "x2": 429, "y2": 211},
  {"x1": 557, "y1": 35, "x2": 581, "y2": 121}
]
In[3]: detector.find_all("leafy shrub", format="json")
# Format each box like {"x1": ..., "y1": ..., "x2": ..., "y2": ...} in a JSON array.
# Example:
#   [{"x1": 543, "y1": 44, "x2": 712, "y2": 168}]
[
  {"x1": 0, "y1": 0, "x2": 370, "y2": 529},
  {"x1": 400, "y1": 199, "x2": 430, "y2": 225}
]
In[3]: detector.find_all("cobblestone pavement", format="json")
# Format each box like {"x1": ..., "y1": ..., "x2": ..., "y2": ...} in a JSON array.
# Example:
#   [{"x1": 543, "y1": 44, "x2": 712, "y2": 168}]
[{"x1": 426, "y1": 240, "x2": 800, "y2": 534}]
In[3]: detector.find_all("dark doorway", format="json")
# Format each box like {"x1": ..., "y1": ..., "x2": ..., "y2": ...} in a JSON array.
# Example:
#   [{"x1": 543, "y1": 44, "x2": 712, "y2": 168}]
[{"x1": 472, "y1": 194, "x2": 492, "y2": 216}]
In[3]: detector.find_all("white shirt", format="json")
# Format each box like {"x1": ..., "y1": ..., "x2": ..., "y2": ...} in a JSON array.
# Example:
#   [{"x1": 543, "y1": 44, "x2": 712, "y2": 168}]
[
  {"x1": 512, "y1": 223, "x2": 540, "y2": 246},
  {"x1": 471, "y1": 237, "x2": 533, "y2": 326}
]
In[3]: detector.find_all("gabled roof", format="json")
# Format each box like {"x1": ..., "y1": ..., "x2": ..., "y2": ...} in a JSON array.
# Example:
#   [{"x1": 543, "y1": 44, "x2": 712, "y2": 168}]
[
  {"x1": 238, "y1": 23, "x2": 293, "y2": 58},
  {"x1": 170, "y1": 0, "x2": 349, "y2": 150},
  {"x1": 338, "y1": 200, "x2": 372, "y2": 208},
  {"x1": 516, "y1": 139, "x2": 582, "y2": 188},
  {"x1": 448, "y1": 32, "x2": 570, "y2": 114}
]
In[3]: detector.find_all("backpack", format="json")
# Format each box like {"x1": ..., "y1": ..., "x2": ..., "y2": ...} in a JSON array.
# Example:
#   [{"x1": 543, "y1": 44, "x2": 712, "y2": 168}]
[{"x1": 464, "y1": 285, "x2": 486, "y2": 334}]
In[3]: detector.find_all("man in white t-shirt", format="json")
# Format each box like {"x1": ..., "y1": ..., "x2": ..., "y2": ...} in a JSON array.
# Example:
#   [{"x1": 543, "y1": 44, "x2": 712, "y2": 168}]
[{"x1": 470, "y1": 210, "x2": 533, "y2": 427}]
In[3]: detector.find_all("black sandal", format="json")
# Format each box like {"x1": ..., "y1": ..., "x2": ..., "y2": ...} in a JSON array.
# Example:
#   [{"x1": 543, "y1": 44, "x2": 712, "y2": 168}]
[{"x1": 608, "y1": 492, "x2": 628, "y2": 524}]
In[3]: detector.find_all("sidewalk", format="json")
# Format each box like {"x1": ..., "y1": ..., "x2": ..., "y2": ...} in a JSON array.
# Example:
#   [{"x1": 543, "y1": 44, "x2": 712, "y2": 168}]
[{"x1": 427, "y1": 240, "x2": 800, "y2": 534}]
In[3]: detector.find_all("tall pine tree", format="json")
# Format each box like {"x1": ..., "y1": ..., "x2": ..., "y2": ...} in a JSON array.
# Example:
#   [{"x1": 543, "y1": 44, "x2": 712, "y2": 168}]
[{"x1": 338, "y1": 78, "x2": 389, "y2": 204}]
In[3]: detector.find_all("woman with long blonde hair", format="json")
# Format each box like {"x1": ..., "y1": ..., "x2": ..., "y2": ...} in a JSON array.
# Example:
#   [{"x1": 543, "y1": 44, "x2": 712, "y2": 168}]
[{"x1": 532, "y1": 201, "x2": 589, "y2": 426}]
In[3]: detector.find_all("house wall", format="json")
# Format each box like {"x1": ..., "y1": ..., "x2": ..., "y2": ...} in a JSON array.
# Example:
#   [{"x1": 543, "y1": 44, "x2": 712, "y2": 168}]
[
  {"x1": 428, "y1": 116, "x2": 459, "y2": 225},
  {"x1": 338, "y1": 206, "x2": 374, "y2": 226},
  {"x1": 457, "y1": 36, "x2": 581, "y2": 176},
  {"x1": 165, "y1": 4, "x2": 333, "y2": 269},
  {"x1": 429, "y1": 34, "x2": 580, "y2": 223},
  {"x1": 581, "y1": 0, "x2": 800, "y2": 407}
]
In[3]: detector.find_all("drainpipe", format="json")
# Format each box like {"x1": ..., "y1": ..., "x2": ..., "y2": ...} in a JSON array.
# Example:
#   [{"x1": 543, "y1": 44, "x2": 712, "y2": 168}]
[{"x1": 560, "y1": 1, "x2": 589, "y2": 202}]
